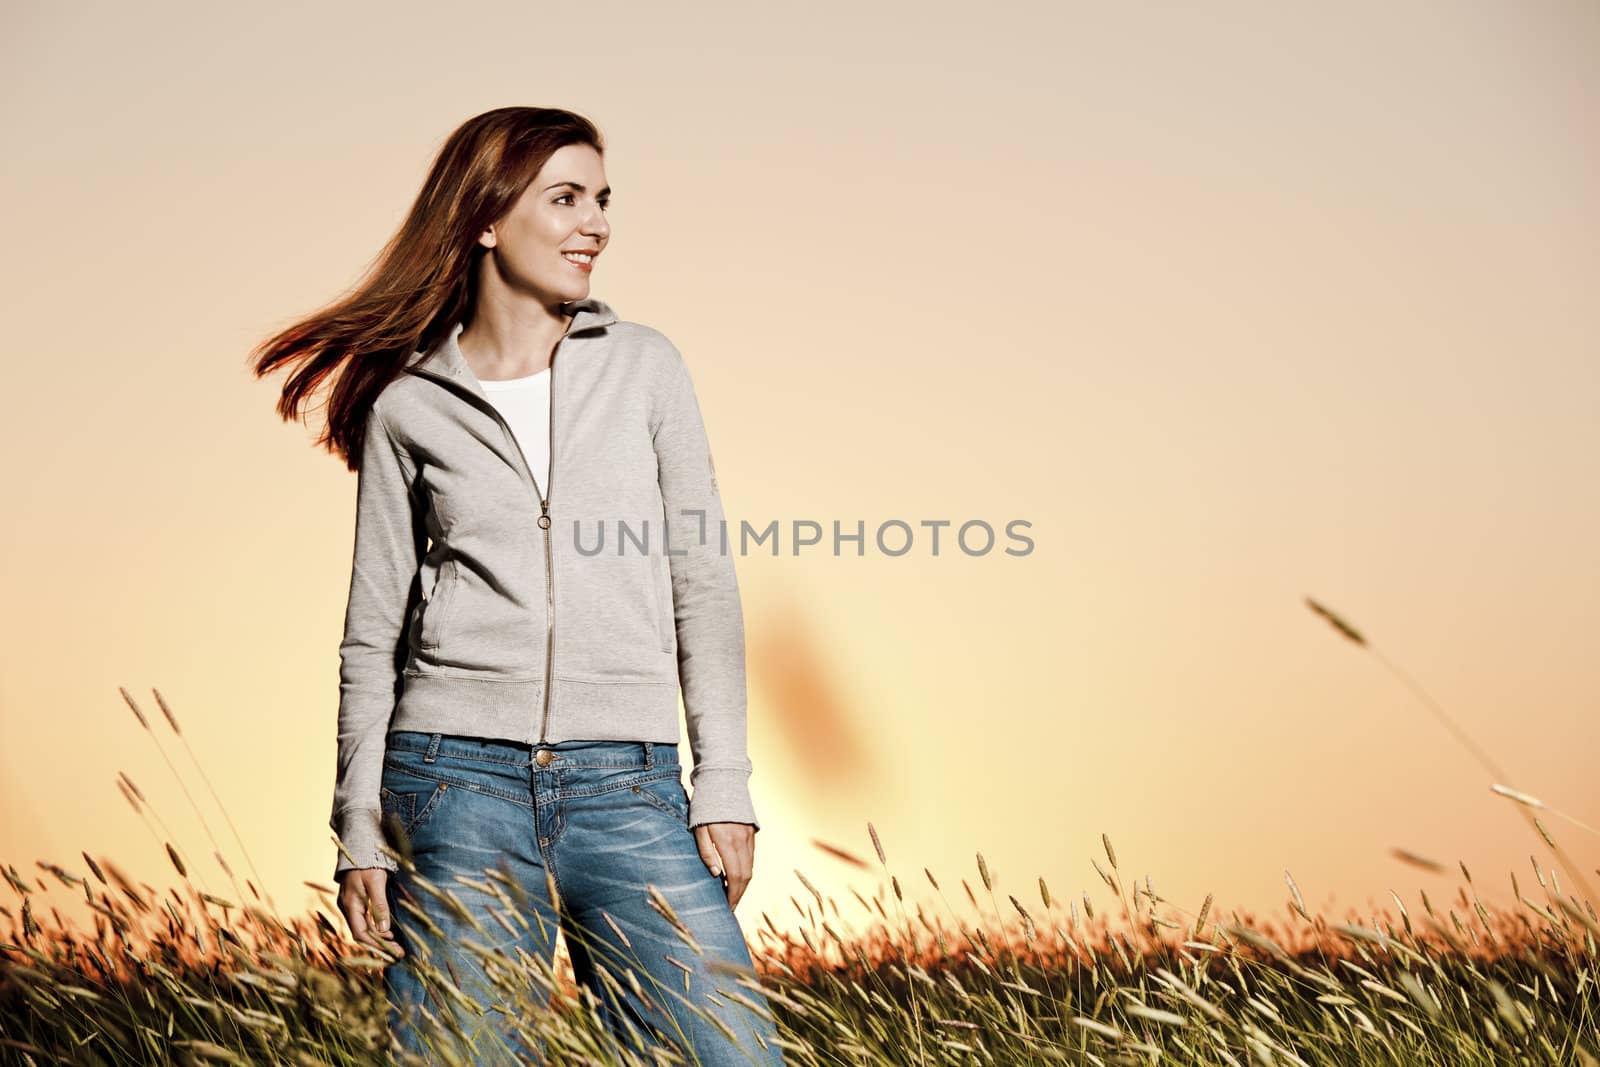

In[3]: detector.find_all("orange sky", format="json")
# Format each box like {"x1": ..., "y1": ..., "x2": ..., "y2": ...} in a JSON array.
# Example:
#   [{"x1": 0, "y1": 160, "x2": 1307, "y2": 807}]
[{"x1": 3, "y1": 0, "x2": 1596, "y2": 944}]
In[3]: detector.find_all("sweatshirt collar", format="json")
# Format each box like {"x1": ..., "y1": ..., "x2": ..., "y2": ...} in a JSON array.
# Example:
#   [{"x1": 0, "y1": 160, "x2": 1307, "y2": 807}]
[{"x1": 404, "y1": 296, "x2": 618, "y2": 381}]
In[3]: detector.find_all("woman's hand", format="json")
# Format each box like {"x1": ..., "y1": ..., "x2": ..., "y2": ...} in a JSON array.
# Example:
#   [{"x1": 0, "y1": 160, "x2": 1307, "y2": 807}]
[
  {"x1": 693, "y1": 822, "x2": 756, "y2": 911},
  {"x1": 337, "y1": 868, "x2": 405, "y2": 959}
]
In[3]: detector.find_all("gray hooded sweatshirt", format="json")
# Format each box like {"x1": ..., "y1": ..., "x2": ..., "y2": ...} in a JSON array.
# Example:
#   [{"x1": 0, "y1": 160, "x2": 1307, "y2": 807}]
[{"x1": 331, "y1": 297, "x2": 754, "y2": 880}]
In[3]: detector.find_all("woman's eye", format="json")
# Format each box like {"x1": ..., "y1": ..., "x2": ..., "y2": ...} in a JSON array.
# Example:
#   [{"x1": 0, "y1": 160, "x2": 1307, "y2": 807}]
[{"x1": 553, "y1": 194, "x2": 608, "y2": 211}]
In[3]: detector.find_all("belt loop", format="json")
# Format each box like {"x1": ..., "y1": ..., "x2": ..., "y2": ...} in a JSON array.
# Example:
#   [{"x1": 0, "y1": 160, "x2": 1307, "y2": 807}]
[
  {"x1": 425, "y1": 732, "x2": 442, "y2": 763},
  {"x1": 642, "y1": 741, "x2": 654, "y2": 768}
]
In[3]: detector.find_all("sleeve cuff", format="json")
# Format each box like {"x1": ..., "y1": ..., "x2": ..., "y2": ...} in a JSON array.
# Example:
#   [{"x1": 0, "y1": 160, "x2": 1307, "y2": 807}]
[
  {"x1": 332, "y1": 806, "x2": 399, "y2": 881},
  {"x1": 687, "y1": 767, "x2": 760, "y2": 831}
]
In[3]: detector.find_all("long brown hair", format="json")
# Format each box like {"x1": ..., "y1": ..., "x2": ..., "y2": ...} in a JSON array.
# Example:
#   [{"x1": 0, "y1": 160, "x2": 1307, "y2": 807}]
[{"x1": 250, "y1": 106, "x2": 605, "y2": 470}]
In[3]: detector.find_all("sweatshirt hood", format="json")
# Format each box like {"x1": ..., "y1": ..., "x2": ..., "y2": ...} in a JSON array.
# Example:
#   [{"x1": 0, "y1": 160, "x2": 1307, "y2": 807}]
[{"x1": 403, "y1": 296, "x2": 619, "y2": 381}]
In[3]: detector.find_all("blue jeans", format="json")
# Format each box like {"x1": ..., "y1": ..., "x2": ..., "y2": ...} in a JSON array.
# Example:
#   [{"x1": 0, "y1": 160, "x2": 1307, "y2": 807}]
[{"x1": 380, "y1": 731, "x2": 785, "y2": 1066}]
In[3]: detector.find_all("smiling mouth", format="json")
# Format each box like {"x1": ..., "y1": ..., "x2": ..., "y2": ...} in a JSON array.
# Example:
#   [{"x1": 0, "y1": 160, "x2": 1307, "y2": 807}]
[{"x1": 562, "y1": 251, "x2": 596, "y2": 265}]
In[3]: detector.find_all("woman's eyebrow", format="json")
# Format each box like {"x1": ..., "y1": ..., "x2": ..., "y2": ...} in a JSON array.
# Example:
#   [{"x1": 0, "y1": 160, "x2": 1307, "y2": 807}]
[{"x1": 543, "y1": 180, "x2": 612, "y2": 196}]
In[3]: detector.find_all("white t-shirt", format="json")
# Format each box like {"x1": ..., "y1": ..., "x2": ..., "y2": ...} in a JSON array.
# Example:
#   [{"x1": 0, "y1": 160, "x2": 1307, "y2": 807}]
[{"x1": 478, "y1": 369, "x2": 552, "y2": 498}]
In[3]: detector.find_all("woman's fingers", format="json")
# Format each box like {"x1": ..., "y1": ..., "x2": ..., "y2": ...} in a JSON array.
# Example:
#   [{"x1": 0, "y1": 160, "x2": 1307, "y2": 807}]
[
  {"x1": 339, "y1": 870, "x2": 406, "y2": 958},
  {"x1": 693, "y1": 825, "x2": 725, "y2": 879},
  {"x1": 724, "y1": 844, "x2": 752, "y2": 911},
  {"x1": 697, "y1": 823, "x2": 755, "y2": 911}
]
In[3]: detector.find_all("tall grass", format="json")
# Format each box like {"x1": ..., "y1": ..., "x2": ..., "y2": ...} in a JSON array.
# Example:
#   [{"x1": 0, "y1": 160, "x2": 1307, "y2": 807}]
[{"x1": 1, "y1": 599, "x2": 1596, "y2": 1065}]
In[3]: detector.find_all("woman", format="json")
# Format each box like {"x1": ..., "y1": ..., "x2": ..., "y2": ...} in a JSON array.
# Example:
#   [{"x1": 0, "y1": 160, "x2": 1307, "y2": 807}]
[{"x1": 253, "y1": 107, "x2": 785, "y2": 1066}]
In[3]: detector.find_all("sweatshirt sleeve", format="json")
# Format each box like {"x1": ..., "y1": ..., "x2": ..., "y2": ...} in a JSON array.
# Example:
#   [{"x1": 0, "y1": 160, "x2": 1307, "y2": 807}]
[
  {"x1": 652, "y1": 341, "x2": 759, "y2": 832},
  {"x1": 331, "y1": 400, "x2": 425, "y2": 881}
]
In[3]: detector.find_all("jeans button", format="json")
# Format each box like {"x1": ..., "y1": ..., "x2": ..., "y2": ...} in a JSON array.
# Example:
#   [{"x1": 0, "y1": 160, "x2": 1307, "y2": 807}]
[{"x1": 534, "y1": 749, "x2": 555, "y2": 766}]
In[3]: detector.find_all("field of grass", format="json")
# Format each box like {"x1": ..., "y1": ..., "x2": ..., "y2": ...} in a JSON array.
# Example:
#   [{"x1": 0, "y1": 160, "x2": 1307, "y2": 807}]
[
  {"x1": 2, "y1": 599, "x2": 1596, "y2": 1065},
  {"x1": 3, "y1": 825, "x2": 1597, "y2": 1065}
]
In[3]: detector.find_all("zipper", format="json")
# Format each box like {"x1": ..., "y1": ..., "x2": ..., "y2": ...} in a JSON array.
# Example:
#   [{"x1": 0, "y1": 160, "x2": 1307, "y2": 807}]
[
  {"x1": 407, "y1": 317, "x2": 576, "y2": 747},
  {"x1": 486, "y1": 363, "x2": 557, "y2": 745},
  {"x1": 501, "y1": 329, "x2": 566, "y2": 747},
  {"x1": 537, "y1": 327, "x2": 560, "y2": 746}
]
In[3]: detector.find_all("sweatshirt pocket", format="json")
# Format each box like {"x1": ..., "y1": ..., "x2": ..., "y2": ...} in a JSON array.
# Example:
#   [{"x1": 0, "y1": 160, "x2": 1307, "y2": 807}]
[
  {"x1": 418, "y1": 559, "x2": 460, "y2": 653},
  {"x1": 648, "y1": 553, "x2": 674, "y2": 653},
  {"x1": 557, "y1": 549, "x2": 674, "y2": 682}
]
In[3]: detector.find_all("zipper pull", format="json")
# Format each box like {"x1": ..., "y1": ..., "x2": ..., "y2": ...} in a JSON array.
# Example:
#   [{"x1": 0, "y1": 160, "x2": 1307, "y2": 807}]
[{"x1": 538, "y1": 498, "x2": 551, "y2": 530}]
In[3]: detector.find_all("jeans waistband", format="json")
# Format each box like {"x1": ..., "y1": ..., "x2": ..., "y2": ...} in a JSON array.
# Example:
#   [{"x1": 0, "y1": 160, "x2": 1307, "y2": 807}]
[{"x1": 385, "y1": 730, "x2": 679, "y2": 768}]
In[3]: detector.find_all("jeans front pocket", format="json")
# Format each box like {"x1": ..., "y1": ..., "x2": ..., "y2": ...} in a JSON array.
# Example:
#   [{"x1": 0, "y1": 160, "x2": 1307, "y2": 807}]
[
  {"x1": 379, "y1": 763, "x2": 450, "y2": 848},
  {"x1": 379, "y1": 785, "x2": 417, "y2": 833},
  {"x1": 633, "y1": 772, "x2": 689, "y2": 824}
]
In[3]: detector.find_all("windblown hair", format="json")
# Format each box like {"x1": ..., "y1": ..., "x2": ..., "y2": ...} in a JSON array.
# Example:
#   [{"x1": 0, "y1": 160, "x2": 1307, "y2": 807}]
[{"x1": 250, "y1": 106, "x2": 605, "y2": 469}]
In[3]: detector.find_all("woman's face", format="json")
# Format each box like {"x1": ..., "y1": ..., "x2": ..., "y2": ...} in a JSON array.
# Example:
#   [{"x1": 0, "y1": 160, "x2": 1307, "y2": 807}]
[{"x1": 478, "y1": 142, "x2": 610, "y2": 306}]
